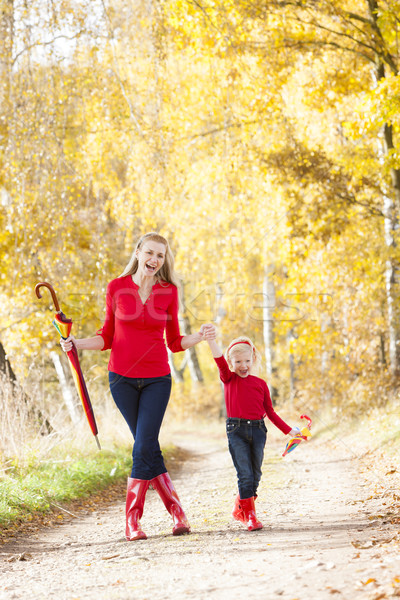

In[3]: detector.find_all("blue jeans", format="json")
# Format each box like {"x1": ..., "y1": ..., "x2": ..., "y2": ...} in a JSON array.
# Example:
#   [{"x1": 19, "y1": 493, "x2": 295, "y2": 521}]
[
  {"x1": 226, "y1": 418, "x2": 267, "y2": 499},
  {"x1": 109, "y1": 372, "x2": 172, "y2": 480}
]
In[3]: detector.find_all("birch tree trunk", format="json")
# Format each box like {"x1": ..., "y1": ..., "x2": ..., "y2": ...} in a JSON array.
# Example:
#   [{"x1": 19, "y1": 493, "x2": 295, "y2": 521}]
[
  {"x1": 180, "y1": 311, "x2": 204, "y2": 382},
  {"x1": 375, "y1": 71, "x2": 400, "y2": 375},
  {"x1": 179, "y1": 284, "x2": 204, "y2": 383},
  {"x1": 167, "y1": 349, "x2": 188, "y2": 383},
  {"x1": 288, "y1": 329, "x2": 296, "y2": 405},
  {"x1": 366, "y1": 1, "x2": 400, "y2": 374},
  {"x1": 50, "y1": 351, "x2": 80, "y2": 424},
  {"x1": 263, "y1": 267, "x2": 277, "y2": 402}
]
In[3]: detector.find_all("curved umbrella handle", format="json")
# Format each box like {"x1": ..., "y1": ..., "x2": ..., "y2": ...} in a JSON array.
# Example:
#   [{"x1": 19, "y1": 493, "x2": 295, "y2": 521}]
[{"x1": 35, "y1": 282, "x2": 61, "y2": 313}]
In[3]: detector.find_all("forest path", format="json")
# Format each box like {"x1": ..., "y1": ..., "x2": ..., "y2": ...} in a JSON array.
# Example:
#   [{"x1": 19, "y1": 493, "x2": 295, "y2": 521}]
[{"x1": 1, "y1": 421, "x2": 399, "y2": 600}]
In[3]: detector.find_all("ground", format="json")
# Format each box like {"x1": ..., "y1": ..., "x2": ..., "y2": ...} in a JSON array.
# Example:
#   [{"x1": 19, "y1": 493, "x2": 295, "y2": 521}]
[{"x1": 0, "y1": 421, "x2": 399, "y2": 600}]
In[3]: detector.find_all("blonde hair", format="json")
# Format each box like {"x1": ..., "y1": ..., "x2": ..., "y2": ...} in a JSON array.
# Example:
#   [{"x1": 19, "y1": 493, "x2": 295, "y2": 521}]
[
  {"x1": 225, "y1": 336, "x2": 262, "y2": 375},
  {"x1": 119, "y1": 232, "x2": 181, "y2": 288}
]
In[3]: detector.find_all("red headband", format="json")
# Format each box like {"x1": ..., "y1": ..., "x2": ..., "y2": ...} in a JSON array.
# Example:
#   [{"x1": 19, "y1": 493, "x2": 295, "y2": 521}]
[{"x1": 228, "y1": 341, "x2": 253, "y2": 352}]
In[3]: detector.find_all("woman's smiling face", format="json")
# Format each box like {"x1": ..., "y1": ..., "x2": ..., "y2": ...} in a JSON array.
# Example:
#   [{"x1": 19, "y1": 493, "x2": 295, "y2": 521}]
[{"x1": 136, "y1": 240, "x2": 166, "y2": 278}]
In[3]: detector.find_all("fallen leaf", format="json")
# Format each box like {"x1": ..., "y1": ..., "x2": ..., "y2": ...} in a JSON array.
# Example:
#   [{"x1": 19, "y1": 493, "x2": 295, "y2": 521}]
[{"x1": 361, "y1": 578, "x2": 377, "y2": 586}]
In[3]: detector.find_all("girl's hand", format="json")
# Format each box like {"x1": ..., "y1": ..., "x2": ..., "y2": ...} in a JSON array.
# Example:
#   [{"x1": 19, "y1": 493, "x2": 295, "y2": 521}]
[
  {"x1": 199, "y1": 323, "x2": 217, "y2": 340},
  {"x1": 60, "y1": 335, "x2": 76, "y2": 352},
  {"x1": 288, "y1": 427, "x2": 301, "y2": 437}
]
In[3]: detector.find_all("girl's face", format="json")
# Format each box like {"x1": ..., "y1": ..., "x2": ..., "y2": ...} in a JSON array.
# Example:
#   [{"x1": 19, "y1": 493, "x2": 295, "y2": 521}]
[
  {"x1": 229, "y1": 348, "x2": 253, "y2": 378},
  {"x1": 136, "y1": 241, "x2": 166, "y2": 278}
]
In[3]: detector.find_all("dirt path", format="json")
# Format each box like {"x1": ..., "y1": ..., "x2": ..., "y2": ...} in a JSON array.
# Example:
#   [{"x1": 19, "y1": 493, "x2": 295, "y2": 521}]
[{"x1": 1, "y1": 422, "x2": 399, "y2": 600}]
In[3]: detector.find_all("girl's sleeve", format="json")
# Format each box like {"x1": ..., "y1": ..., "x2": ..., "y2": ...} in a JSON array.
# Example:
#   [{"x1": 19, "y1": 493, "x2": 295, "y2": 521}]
[
  {"x1": 214, "y1": 355, "x2": 233, "y2": 383},
  {"x1": 165, "y1": 285, "x2": 184, "y2": 353},
  {"x1": 96, "y1": 282, "x2": 114, "y2": 351},
  {"x1": 263, "y1": 382, "x2": 291, "y2": 434}
]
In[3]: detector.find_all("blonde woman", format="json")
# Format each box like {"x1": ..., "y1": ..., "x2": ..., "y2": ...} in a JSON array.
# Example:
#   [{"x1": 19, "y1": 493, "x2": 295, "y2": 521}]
[
  {"x1": 60, "y1": 232, "x2": 215, "y2": 541},
  {"x1": 206, "y1": 334, "x2": 298, "y2": 531}
]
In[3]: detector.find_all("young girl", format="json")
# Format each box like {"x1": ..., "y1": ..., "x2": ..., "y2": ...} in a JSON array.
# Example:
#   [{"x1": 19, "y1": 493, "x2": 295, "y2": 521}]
[{"x1": 206, "y1": 335, "x2": 298, "y2": 531}]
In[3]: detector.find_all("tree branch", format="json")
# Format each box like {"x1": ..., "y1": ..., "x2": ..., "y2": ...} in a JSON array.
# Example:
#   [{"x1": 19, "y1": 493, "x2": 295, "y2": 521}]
[{"x1": 12, "y1": 32, "x2": 85, "y2": 67}]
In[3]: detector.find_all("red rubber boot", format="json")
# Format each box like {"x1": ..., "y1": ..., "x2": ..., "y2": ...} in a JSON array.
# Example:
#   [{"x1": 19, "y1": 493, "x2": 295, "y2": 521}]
[
  {"x1": 240, "y1": 497, "x2": 263, "y2": 531},
  {"x1": 232, "y1": 494, "x2": 245, "y2": 523},
  {"x1": 150, "y1": 472, "x2": 190, "y2": 536},
  {"x1": 125, "y1": 478, "x2": 150, "y2": 541}
]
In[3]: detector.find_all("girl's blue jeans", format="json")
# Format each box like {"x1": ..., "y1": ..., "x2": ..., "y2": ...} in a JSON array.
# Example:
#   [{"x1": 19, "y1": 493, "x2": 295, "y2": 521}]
[
  {"x1": 226, "y1": 418, "x2": 267, "y2": 499},
  {"x1": 109, "y1": 372, "x2": 172, "y2": 480}
]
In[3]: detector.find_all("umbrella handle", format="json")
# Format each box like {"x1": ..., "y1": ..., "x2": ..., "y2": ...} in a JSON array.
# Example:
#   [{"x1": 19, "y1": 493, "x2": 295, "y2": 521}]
[{"x1": 35, "y1": 282, "x2": 62, "y2": 313}]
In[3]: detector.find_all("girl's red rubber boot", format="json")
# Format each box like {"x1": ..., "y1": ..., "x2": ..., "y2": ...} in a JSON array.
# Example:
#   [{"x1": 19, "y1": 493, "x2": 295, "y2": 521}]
[
  {"x1": 150, "y1": 472, "x2": 191, "y2": 536},
  {"x1": 239, "y1": 497, "x2": 263, "y2": 531},
  {"x1": 125, "y1": 478, "x2": 150, "y2": 541},
  {"x1": 232, "y1": 494, "x2": 245, "y2": 523}
]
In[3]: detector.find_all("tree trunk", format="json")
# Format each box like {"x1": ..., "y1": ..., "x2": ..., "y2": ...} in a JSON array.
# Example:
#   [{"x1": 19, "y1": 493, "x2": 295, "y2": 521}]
[
  {"x1": 167, "y1": 349, "x2": 187, "y2": 383},
  {"x1": 0, "y1": 0, "x2": 13, "y2": 99},
  {"x1": 375, "y1": 62, "x2": 400, "y2": 374},
  {"x1": 288, "y1": 329, "x2": 296, "y2": 405},
  {"x1": 50, "y1": 351, "x2": 80, "y2": 424},
  {"x1": 263, "y1": 267, "x2": 277, "y2": 402},
  {"x1": 0, "y1": 340, "x2": 52, "y2": 433},
  {"x1": 179, "y1": 284, "x2": 204, "y2": 383},
  {"x1": 180, "y1": 312, "x2": 204, "y2": 382},
  {"x1": 0, "y1": 339, "x2": 17, "y2": 382}
]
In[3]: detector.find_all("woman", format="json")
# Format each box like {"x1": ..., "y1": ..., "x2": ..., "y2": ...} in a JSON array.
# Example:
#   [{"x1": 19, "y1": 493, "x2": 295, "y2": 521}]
[{"x1": 60, "y1": 232, "x2": 215, "y2": 540}]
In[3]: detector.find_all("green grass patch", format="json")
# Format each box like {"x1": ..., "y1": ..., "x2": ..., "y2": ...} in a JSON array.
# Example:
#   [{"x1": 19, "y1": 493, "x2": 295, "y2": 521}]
[{"x1": 0, "y1": 445, "x2": 132, "y2": 528}]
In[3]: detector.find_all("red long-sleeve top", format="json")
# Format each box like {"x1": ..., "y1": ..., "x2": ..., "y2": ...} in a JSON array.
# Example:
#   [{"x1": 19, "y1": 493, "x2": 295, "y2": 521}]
[
  {"x1": 214, "y1": 356, "x2": 291, "y2": 434},
  {"x1": 96, "y1": 276, "x2": 184, "y2": 378}
]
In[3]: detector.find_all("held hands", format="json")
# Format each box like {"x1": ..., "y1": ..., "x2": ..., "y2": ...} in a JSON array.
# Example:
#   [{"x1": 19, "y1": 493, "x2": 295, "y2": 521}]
[{"x1": 198, "y1": 323, "x2": 217, "y2": 340}]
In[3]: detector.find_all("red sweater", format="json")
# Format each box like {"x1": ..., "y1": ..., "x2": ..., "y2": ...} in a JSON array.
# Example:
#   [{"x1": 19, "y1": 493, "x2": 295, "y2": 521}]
[
  {"x1": 96, "y1": 276, "x2": 184, "y2": 378},
  {"x1": 214, "y1": 356, "x2": 291, "y2": 434}
]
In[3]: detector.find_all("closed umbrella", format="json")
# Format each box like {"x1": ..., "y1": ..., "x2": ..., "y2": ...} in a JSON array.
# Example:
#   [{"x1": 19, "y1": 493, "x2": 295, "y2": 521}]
[{"x1": 35, "y1": 281, "x2": 101, "y2": 450}]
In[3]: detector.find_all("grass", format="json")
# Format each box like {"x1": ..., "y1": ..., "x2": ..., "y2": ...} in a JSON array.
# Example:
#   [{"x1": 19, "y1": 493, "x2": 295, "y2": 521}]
[{"x1": 0, "y1": 444, "x2": 133, "y2": 528}]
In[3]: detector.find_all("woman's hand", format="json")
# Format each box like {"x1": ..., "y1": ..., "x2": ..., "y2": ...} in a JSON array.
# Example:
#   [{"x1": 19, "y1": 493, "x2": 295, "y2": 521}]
[
  {"x1": 60, "y1": 335, "x2": 76, "y2": 352},
  {"x1": 59, "y1": 335, "x2": 104, "y2": 352},
  {"x1": 181, "y1": 324, "x2": 216, "y2": 350},
  {"x1": 199, "y1": 324, "x2": 217, "y2": 340}
]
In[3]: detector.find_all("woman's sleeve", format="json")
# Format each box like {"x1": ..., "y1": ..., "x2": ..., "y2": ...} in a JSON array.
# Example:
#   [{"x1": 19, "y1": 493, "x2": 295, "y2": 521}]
[
  {"x1": 214, "y1": 356, "x2": 233, "y2": 383},
  {"x1": 263, "y1": 382, "x2": 291, "y2": 434},
  {"x1": 96, "y1": 282, "x2": 114, "y2": 351},
  {"x1": 165, "y1": 285, "x2": 184, "y2": 353}
]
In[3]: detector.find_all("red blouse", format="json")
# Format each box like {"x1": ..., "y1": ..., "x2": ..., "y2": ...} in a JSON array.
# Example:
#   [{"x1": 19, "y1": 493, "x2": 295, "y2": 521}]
[
  {"x1": 96, "y1": 276, "x2": 184, "y2": 378},
  {"x1": 214, "y1": 356, "x2": 291, "y2": 434}
]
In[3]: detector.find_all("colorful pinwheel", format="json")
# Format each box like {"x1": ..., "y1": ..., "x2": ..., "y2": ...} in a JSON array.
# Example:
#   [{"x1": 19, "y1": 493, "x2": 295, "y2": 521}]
[
  {"x1": 282, "y1": 414, "x2": 312, "y2": 457},
  {"x1": 35, "y1": 282, "x2": 101, "y2": 450}
]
